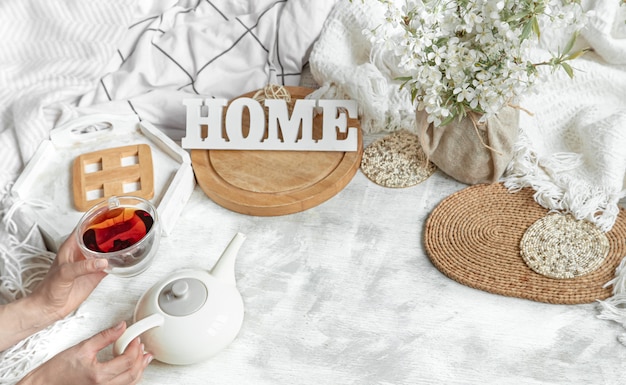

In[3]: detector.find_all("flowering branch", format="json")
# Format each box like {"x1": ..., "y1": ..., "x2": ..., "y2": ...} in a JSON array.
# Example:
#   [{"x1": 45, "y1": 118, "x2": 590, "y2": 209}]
[
  {"x1": 367, "y1": 0, "x2": 588, "y2": 127},
  {"x1": 528, "y1": 31, "x2": 590, "y2": 78}
]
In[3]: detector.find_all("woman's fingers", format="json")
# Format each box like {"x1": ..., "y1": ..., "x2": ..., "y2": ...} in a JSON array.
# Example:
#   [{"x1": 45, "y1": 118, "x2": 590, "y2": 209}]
[
  {"x1": 15, "y1": 322, "x2": 151, "y2": 385},
  {"x1": 87, "y1": 325, "x2": 151, "y2": 385},
  {"x1": 59, "y1": 258, "x2": 108, "y2": 283},
  {"x1": 104, "y1": 337, "x2": 152, "y2": 385},
  {"x1": 82, "y1": 321, "x2": 127, "y2": 354}
]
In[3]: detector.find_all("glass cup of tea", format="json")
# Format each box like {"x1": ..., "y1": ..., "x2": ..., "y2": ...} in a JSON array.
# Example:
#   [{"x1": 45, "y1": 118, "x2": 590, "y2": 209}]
[{"x1": 75, "y1": 196, "x2": 161, "y2": 277}]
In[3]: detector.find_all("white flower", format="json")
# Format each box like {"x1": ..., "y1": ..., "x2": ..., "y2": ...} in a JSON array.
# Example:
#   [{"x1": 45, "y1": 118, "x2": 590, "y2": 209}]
[
  {"x1": 368, "y1": 0, "x2": 586, "y2": 126},
  {"x1": 427, "y1": 45, "x2": 447, "y2": 66},
  {"x1": 454, "y1": 85, "x2": 478, "y2": 109}
]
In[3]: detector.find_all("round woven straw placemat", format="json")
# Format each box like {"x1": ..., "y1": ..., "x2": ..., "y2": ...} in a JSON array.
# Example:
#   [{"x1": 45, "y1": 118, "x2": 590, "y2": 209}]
[
  {"x1": 424, "y1": 183, "x2": 626, "y2": 304},
  {"x1": 520, "y1": 214, "x2": 610, "y2": 279},
  {"x1": 360, "y1": 131, "x2": 436, "y2": 188}
]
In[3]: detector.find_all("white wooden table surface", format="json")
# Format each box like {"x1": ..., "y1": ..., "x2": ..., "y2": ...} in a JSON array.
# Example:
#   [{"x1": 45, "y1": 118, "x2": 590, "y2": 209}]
[{"x1": 50, "y1": 135, "x2": 626, "y2": 385}]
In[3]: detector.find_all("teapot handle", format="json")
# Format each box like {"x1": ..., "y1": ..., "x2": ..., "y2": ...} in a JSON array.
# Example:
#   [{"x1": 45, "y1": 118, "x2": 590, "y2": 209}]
[{"x1": 113, "y1": 313, "x2": 165, "y2": 356}]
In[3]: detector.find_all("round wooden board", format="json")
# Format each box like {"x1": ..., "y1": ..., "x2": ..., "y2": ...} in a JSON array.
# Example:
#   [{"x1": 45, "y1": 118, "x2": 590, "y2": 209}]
[{"x1": 191, "y1": 86, "x2": 363, "y2": 216}]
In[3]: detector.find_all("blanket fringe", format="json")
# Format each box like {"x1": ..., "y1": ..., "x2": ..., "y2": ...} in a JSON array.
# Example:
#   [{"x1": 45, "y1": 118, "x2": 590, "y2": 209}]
[
  {"x1": 503, "y1": 131, "x2": 625, "y2": 233},
  {"x1": 597, "y1": 256, "x2": 626, "y2": 346},
  {"x1": 0, "y1": 315, "x2": 84, "y2": 385},
  {"x1": 1, "y1": 189, "x2": 53, "y2": 302},
  {"x1": 0, "y1": 188, "x2": 81, "y2": 384},
  {"x1": 604, "y1": 255, "x2": 626, "y2": 294}
]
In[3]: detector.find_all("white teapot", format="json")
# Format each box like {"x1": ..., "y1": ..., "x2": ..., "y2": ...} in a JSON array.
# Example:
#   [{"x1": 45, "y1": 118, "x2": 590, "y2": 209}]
[{"x1": 114, "y1": 233, "x2": 246, "y2": 365}]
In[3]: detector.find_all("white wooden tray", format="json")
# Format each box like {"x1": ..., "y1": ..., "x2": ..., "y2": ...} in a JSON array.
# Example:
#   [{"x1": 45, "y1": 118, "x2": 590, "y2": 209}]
[{"x1": 11, "y1": 114, "x2": 195, "y2": 252}]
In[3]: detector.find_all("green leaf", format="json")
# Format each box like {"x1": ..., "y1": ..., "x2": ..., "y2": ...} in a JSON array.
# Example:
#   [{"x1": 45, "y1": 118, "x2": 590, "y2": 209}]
[
  {"x1": 565, "y1": 49, "x2": 587, "y2": 61},
  {"x1": 561, "y1": 62, "x2": 574, "y2": 78},
  {"x1": 506, "y1": 11, "x2": 530, "y2": 23},
  {"x1": 520, "y1": 20, "x2": 533, "y2": 41},
  {"x1": 531, "y1": 16, "x2": 540, "y2": 39},
  {"x1": 562, "y1": 31, "x2": 579, "y2": 56},
  {"x1": 526, "y1": 61, "x2": 538, "y2": 76},
  {"x1": 439, "y1": 114, "x2": 456, "y2": 127}
]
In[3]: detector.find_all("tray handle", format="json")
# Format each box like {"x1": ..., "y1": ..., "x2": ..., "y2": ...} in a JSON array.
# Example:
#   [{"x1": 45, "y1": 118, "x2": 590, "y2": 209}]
[{"x1": 50, "y1": 114, "x2": 139, "y2": 145}]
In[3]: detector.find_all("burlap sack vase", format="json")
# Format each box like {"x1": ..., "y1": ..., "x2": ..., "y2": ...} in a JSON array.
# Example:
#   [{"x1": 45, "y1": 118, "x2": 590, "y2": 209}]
[{"x1": 416, "y1": 106, "x2": 519, "y2": 185}]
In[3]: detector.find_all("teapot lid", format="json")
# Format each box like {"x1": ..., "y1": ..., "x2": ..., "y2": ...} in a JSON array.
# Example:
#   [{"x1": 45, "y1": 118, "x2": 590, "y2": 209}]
[{"x1": 158, "y1": 278, "x2": 208, "y2": 316}]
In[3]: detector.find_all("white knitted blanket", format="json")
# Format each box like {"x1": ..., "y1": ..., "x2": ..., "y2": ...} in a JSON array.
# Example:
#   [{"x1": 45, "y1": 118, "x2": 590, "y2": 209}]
[
  {"x1": 310, "y1": 0, "x2": 626, "y2": 232},
  {"x1": 308, "y1": 0, "x2": 417, "y2": 135},
  {"x1": 504, "y1": 1, "x2": 626, "y2": 233}
]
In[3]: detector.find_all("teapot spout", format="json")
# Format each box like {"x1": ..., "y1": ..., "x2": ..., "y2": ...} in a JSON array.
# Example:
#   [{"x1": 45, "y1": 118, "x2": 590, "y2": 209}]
[{"x1": 210, "y1": 232, "x2": 246, "y2": 285}]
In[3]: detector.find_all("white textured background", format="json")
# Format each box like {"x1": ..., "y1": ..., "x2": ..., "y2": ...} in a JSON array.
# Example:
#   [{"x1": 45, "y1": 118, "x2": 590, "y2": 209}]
[{"x1": 49, "y1": 137, "x2": 626, "y2": 385}]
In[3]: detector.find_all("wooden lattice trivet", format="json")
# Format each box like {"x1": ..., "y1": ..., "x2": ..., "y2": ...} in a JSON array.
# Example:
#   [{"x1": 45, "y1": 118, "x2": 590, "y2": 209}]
[{"x1": 73, "y1": 144, "x2": 154, "y2": 211}]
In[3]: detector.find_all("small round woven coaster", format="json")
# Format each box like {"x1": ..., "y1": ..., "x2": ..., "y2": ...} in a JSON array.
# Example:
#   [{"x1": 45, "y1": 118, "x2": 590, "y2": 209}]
[
  {"x1": 520, "y1": 214, "x2": 610, "y2": 279},
  {"x1": 424, "y1": 183, "x2": 626, "y2": 304},
  {"x1": 360, "y1": 130, "x2": 436, "y2": 188}
]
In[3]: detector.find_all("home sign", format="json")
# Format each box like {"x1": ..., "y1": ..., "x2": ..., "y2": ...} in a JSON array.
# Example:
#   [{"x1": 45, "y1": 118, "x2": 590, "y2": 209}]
[{"x1": 181, "y1": 97, "x2": 359, "y2": 151}]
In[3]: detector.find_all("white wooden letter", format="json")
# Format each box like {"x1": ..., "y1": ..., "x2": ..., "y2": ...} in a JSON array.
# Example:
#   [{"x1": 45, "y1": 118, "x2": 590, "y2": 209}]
[
  {"x1": 225, "y1": 97, "x2": 265, "y2": 145},
  {"x1": 317, "y1": 99, "x2": 359, "y2": 151},
  {"x1": 181, "y1": 98, "x2": 228, "y2": 148},
  {"x1": 182, "y1": 97, "x2": 359, "y2": 151},
  {"x1": 265, "y1": 99, "x2": 316, "y2": 146}
]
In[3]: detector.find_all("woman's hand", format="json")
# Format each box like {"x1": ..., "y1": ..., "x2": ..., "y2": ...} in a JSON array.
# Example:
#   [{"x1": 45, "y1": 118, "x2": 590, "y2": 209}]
[
  {"x1": 18, "y1": 322, "x2": 153, "y2": 385},
  {"x1": 0, "y1": 232, "x2": 110, "y2": 350},
  {"x1": 30, "y1": 231, "x2": 108, "y2": 323}
]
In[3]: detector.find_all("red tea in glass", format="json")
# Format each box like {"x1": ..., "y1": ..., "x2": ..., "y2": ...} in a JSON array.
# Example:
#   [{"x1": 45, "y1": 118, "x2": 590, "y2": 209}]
[
  {"x1": 76, "y1": 196, "x2": 160, "y2": 277},
  {"x1": 82, "y1": 207, "x2": 154, "y2": 253}
]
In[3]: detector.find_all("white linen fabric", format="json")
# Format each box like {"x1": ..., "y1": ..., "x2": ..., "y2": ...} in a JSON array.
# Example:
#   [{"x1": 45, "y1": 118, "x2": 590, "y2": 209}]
[
  {"x1": 0, "y1": 0, "x2": 336, "y2": 382},
  {"x1": 72, "y1": 0, "x2": 337, "y2": 141},
  {"x1": 0, "y1": 0, "x2": 135, "y2": 192}
]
